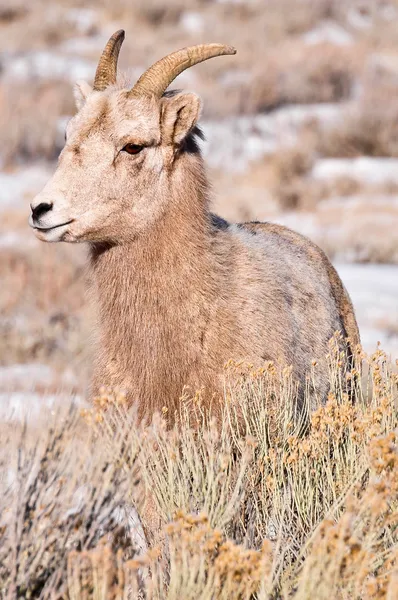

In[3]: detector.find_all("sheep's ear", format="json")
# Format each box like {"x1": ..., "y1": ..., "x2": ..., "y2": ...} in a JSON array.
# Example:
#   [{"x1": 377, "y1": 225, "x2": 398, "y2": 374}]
[
  {"x1": 160, "y1": 92, "x2": 202, "y2": 146},
  {"x1": 74, "y1": 80, "x2": 92, "y2": 110}
]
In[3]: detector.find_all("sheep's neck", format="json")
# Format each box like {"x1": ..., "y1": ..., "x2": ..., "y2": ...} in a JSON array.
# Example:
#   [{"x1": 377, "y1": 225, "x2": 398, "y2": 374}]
[{"x1": 89, "y1": 162, "x2": 215, "y2": 407}]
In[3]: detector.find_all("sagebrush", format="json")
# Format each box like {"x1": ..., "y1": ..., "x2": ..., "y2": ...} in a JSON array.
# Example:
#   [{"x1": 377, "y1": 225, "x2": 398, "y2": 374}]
[{"x1": 1, "y1": 341, "x2": 397, "y2": 598}]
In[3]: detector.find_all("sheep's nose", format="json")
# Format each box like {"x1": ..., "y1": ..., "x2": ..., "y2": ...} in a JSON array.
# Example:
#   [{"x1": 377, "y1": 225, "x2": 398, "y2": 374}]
[{"x1": 31, "y1": 202, "x2": 53, "y2": 222}]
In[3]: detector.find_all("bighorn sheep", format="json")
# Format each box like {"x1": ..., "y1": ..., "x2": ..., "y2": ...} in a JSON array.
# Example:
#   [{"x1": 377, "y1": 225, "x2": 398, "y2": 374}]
[{"x1": 30, "y1": 31, "x2": 360, "y2": 419}]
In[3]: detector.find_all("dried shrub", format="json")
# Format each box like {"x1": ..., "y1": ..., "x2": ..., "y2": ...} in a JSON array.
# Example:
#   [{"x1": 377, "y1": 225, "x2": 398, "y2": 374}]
[
  {"x1": 1, "y1": 344, "x2": 398, "y2": 597},
  {"x1": 265, "y1": 145, "x2": 315, "y2": 210},
  {"x1": 0, "y1": 79, "x2": 74, "y2": 165},
  {"x1": 0, "y1": 241, "x2": 88, "y2": 371},
  {"x1": 317, "y1": 80, "x2": 398, "y2": 158},
  {"x1": 0, "y1": 2, "x2": 26, "y2": 24},
  {"x1": 288, "y1": 431, "x2": 398, "y2": 599},
  {"x1": 68, "y1": 513, "x2": 273, "y2": 599},
  {"x1": 0, "y1": 405, "x2": 141, "y2": 598}
]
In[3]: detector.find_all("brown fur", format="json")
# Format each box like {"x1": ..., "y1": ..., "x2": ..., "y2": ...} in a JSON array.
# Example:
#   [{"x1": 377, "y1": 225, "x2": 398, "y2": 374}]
[
  {"x1": 242, "y1": 222, "x2": 360, "y2": 350},
  {"x1": 30, "y1": 77, "x2": 360, "y2": 420}
]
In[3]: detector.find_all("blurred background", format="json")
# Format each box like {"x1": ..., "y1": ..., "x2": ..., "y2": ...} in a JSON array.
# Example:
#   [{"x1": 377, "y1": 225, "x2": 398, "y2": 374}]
[{"x1": 1, "y1": 0, "x2": 398, "y2": 411}]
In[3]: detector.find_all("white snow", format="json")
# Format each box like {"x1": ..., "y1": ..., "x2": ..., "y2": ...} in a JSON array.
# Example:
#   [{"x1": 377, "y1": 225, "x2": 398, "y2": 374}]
[
  {"x1": 5, "y1": 51, "x2": 96, "y2": 82},
  {"x1": 380, "y1": 4, "x2": 398, "y2": 20},
  {"x1": 347, "y1": 7, "x2": 372, "y2": 30},
  {"x1": 337, "y1": 263, "x2": 398, "y2": 358},
  {"x1": 311, "y1": 157, "x2": 398, "y2": 186},
  {"x1": 0, "y1": 363, "x2": 54, "y2": 387},
  {"x1": 0, "y1": 231, "x2": 36, "y2": 249},
  {"x1": 367, "y1": 52, "x2": 398, "y2": 79},
  {"x1": 179, "y1": 11, "x2": 205, "y2": 34},
  {"x1": 0, "y1": 165, "x2": 51, "y2": 210},
  {"x1": 319, "y1": 195, "x2": 398, "y2": 210},
  {"x1": 202, "y1": 103, "x2": 344, "y2": 171},
  {"x1": 0, "y1": 392, "x2": 83, "y2": 421},
  {"x1": 303, "y1": 21, "x2": 353, "y2": 46},
  {"x1": 0, "y1": 363, "x2": 78, "y2": 390},
  {"x1": 59, "y1": 35, "x2": 106, "y2": 56},
  {"x1": 219, "y1": 69, "x2": 252, "y2": 87},
  {"x1": 66, "y1": 8, "x2": 98, "y2": 34}
]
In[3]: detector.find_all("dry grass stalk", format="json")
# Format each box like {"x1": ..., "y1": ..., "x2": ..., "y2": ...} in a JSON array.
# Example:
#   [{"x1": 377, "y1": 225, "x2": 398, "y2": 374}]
[
  {"x1": 0, "y1": 344, "x2": 397, "y2": 597},
  {"x1": 61, "y1": 342, "x2": 397, "y2": 598}
]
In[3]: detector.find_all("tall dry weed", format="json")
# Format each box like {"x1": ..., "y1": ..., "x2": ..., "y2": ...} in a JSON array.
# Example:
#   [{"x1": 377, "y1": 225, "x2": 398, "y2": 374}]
[{"x1": 0, "y1": 342, "x2": 393, "y2": 597}]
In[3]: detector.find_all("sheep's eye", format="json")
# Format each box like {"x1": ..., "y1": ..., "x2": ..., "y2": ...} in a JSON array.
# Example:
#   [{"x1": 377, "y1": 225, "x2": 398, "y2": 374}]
[{"x1": 122, "y1": 143, "x2": 143, "y2": 155}]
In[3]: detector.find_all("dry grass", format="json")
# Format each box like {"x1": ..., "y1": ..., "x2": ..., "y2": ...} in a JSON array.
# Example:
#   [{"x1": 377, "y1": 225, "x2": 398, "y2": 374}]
[
  {"x1": 1, "y1": 0, "x2": 398, "y2": 174},
  {"x1": 0, "y1": 80, "x2": 75, "y2": 165},
  {"x1": 0, "y1": 237, "x2": 89, "y2": 389},
  {"x1": 0, "y1": 0, "x2": 386, "y2": 163},
  {"x1": 0, "y1": 405, "x2": 140, "y2": 597},
  {"x1": 3, "y1": 0, "x2": 398, "y2": 260},
  {"x1": 315, "y1": 79, "x2": 398, "y2": 159},
  {"x1": 1, "y1": 342, "x2": 397, "y2": 598}
]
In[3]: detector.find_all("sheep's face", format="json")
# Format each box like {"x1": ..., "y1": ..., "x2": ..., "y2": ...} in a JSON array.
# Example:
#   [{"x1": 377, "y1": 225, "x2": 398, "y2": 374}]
[{"x1": 29, "y1": 83, "x2": 202, "y2": 244}]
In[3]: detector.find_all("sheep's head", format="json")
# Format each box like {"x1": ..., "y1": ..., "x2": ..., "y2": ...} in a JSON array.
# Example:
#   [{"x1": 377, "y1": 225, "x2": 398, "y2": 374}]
[{"x1": 29, "y1": 31, "x2": 236, "y2": 244}]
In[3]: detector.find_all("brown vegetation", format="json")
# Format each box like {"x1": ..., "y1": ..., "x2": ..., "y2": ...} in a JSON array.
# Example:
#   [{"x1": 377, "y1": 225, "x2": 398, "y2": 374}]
[
  {"x1": 3, "y1": 0, "x2": 398, "y2": 268},
  {"x1": 0, "y1": 0, "x2": 392, "y2": 162},
  {"x1": 1, "y1": 345, "x2": 397, "y2": 597}
]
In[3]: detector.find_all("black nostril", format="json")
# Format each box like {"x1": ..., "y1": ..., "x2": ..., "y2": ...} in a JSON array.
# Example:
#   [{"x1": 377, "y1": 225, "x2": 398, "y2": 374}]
[{"x1": 31, "y1": 202, "x2": 53, "y2": 221}]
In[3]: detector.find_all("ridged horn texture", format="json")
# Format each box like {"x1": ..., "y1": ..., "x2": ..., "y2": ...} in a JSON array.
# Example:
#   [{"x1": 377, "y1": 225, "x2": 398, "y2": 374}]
[
  {"x1": 93, "y1": 29, "x2": 125, "y2": 91},
  {"x1": 130, "y1": 43, "x2": 237, "y2": 98}
]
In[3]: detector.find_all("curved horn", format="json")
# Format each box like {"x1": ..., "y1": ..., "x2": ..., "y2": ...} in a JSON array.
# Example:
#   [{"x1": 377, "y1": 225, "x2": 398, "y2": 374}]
[
  {"x1": 93, "y1": 29, "x2": 125, "y2": 91},
  {"x1": 130, "y1": 43, "x2": 236, "y2": 98}
]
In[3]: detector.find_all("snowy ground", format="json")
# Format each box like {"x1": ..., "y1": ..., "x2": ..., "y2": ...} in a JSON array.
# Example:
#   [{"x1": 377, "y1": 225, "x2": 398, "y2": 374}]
[{"x1": 337, "y1": 263, "x2": 398, "y2": 359}]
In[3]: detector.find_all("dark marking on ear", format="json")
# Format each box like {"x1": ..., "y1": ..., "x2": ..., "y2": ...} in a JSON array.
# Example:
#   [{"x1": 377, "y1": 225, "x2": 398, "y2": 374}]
[
  {"x1": 162, "y1": 89, "x2": 205, "y2": 155},
  {"x1": 181, "y1": 125, "x2": 204, "y2": 154},
  {"x1": 163, "y1": 89, "x2": 182, "y2": 99}
]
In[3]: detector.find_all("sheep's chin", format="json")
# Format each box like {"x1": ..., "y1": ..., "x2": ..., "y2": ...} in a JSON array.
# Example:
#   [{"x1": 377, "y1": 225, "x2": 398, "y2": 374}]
[{"x1": 34, "y1": 223, "x2": 76, "y2": 243}]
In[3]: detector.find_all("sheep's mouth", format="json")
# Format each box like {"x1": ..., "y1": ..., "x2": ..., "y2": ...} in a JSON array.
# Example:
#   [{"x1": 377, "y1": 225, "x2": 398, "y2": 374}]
[{"x1": 33, "y1": 219, "x2": 74, "y2": 232}]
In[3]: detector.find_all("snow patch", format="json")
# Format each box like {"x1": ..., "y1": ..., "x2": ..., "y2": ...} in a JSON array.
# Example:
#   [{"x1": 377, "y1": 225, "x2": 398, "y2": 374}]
[
  {"x1": 303, "y1": 20, "x2": 353, "y2": 46},
  {"x1": 5, "y1": 51, "x2": 96, "y2": 82},
  {"x1": 59, "y1": 35, "x2": 106, "y2": 56},
  {"x1": 0, "y1": 232, "x2": 36, "y2": 249},
  {"x1": 336, "y1": 263, "x2": 398, "y2": 358},
  {"x1": 347, "y1": 7, "x2": 372, "y2": 30},
  {"x1": 0, "y1": 392, "x2": 84, "y2": 421},
  {"x1": 219, "y1": 69, "x2": 252, "y2": 87},
  {"x1": 312, "y1": 157, "x2": 398, "y2": 186},
  {"x1": 0, "y1": 363, "x2": 78, "y2": 390},
  {"x1": 0, "y1": 363, "x2": 54, "y2": 386},
  {"x1": 0, "y1": 165, "x2": 51, "y2": 210},
  {"x1": 66, "y1": 8, "x2": 98, "y2": 34},
  {"x1": 367, "y1": 52, "x2": 398, "y2": 80},
  {"x1": 203, "y1": 103, "x2": 344, "y2": 171},
  {"x1": 179, "y1": 11, "x2": 204, "y2": 34}
]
